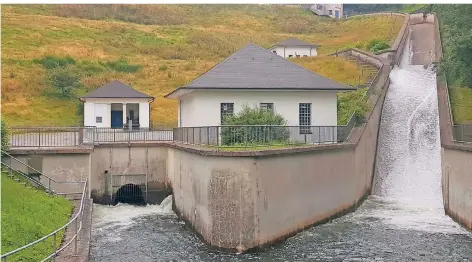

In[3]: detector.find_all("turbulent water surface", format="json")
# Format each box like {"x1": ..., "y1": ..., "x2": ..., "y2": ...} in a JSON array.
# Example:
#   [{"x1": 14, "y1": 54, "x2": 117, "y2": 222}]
[{"x1": 90, "y1": 33, "x2": 472, "y2": 261}]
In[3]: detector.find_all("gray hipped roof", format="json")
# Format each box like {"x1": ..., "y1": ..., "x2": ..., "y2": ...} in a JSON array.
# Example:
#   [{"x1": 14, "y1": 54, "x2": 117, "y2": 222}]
[
  {"x1": 274, "y1": 38, "x2": 318, "y2": 47},
  {"x1": 80, "y1": 80, "x2": 153, "y2": 101},
  {"x1": 165, "y1": 43, "x2": 353, "y2": 98}
]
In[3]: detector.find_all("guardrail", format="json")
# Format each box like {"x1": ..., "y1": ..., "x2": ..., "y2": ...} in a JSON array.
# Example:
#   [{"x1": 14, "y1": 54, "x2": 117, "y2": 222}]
[
  {"x1": 173, "y1": 122, "x2": 356, "y2": 149},
  {"x1": 1, "y1": 150, "x2": 89, "y2": 261},
  {"x1": 9, "y1": 126, "x2": 173, "y2": 148}
]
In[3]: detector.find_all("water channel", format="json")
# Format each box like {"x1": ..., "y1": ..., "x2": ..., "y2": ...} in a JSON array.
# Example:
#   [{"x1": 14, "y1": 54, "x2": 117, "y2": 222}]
[{"x1": 90, "y1": 30, "x2": 472, "y2": 261}]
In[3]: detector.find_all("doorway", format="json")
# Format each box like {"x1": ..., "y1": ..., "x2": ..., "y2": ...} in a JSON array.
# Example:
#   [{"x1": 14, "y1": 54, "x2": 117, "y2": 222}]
[{"x1": 111, "y1": 111, "x2": 123, "y2": 128}]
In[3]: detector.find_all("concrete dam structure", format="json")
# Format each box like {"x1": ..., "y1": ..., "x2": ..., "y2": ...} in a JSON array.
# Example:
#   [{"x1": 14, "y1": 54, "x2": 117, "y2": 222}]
[{"x1": 4, "y1": 13, "x2": 472, "y2": 261}]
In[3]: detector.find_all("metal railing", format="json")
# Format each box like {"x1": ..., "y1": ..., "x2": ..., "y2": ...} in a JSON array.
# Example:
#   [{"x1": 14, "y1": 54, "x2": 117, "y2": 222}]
[
  {"x1": 453, "y1": 124, "x2": 472, "y2": 143},
  {"x1": 9, "y1": 126, "x2": 173, "y2": 148},
  {"x1": 1, "y1": 152, "x2": 88, "y2": 261},
  {"x1": 8, "y1": 126, "x2": 95, "y2": 148},
  {"x1": 173, "y1": 123, "x2": 356, "y2": 149},
  {"x1": 93, "y1": 127, "x2": 173, "y2": 144}
]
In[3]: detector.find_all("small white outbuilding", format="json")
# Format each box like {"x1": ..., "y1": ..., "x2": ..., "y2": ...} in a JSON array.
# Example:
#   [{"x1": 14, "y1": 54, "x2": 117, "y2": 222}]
[
  {"x1": 79, "y1": 80, "x2": 154, "y2": 129},
  {"x1": 269, "y1": 38, "x2": 318, "y2": 58}
]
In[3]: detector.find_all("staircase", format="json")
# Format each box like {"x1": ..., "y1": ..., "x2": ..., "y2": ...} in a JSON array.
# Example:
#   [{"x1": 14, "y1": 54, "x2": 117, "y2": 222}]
[
  {"x1": 344, "y1": 53, "x2": 379, "y2": 88},
  {"x1": 1, "y1": 151, "x2": 55, "y2": 194}
]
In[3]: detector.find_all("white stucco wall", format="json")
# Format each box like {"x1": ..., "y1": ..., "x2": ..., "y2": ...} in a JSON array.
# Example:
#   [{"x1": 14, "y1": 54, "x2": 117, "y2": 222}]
[
  {"x1": 311, "y1": 4, "x2": 343, "y2": 19},
  {"x1": 269, "y1": 46, "x2": 317, "y2": 58},
  {"x1": 82, "y1": 98, "x2": 151, "y2": 128},
  {"x1": 178, "y1": 90, "x2": 338, "y2": 127}
]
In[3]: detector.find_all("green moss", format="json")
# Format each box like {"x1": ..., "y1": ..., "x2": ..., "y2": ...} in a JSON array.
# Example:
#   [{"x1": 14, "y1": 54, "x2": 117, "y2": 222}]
[
  {"x1": 1, "y1": 173, "x2": 73, "y2": 261},
  {"x1": 449, "y1": 87, "x2": 472, "y2": 124}
]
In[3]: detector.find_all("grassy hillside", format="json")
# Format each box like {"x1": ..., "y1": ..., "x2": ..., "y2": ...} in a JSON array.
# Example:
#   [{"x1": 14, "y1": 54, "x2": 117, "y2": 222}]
[
  {"x1": 1, "y1": 173, "x2": 73, "y2": 261},
  {"x1": 1, "y1": 5, "x2": 403, "y2": 127}
]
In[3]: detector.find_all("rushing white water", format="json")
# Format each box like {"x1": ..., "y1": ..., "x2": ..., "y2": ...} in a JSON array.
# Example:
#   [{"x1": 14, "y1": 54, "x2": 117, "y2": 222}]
[
  {"x1": 372, "y1": 30, "x2": 469, "y2": 235},
  {"x1": 92, "y1": 195, "x2": 174, "y2": 235}
]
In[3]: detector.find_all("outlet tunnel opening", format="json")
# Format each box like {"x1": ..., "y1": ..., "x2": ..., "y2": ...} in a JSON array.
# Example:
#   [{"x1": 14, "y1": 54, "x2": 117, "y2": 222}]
[{"x1": 114, "y1": 184, "x2": 145, "y2": 205}]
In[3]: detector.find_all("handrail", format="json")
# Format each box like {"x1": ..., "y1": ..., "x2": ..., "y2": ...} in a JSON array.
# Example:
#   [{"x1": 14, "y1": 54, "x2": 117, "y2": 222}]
[
  {"x1": 0, "y1": 179, "x2": 88, "y2": 261},
  {"x1": 1, "y1": 150, "x2": 59, "y2": 187},
  {"x1": 0, "y1": 162, "x2": 48, "y2": 191}
]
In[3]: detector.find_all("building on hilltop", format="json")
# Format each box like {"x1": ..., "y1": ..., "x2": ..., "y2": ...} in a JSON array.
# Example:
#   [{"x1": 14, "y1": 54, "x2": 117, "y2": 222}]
[
  {"x1": 79, "y1": 80, "x2": 154, "y2": 129},
  {"x1": 165, "y1": 43, "x2": 354, "y2": 129},
  {"x1": 268, "y1": 38, "x2": 318, "y2": 58},
  {"x1": 311, "y1": 4, "x2": 344, "y2": 19}
]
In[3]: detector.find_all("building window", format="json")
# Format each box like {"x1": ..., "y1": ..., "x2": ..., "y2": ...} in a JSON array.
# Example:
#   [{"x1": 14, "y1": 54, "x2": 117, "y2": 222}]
[
  {"x1": 220, "y1": 103, "x2": 234, "y2": 124},
  {"x1": 303, "y1": 55, "x2": 308, "y2": 57},
  {"x1": 296, "y1": 55, "x2": 301, "y2": 58},
  {"x1": 328, "y1": 10, "x2": 333, "y2": 16},
  {"x1": 288, "y1": 55, "x2": 293, "y2": 58},
  {"x1": 260, "y1": 103, "x2": 274, "y2": 113},
  {"x1": 299, "y1": 103, "x2": 312, "y2": 134},
  {"x1": 272, "y1": 51, "x2": 277, "y2": 54},
  {"x1": 96, "y1": 116, "x2": 102, "y2": 123}
]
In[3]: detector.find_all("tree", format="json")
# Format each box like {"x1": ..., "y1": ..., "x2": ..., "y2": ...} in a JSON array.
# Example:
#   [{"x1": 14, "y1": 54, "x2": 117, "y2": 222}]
[
  {"x1": 1, "y1": 120, "x2": 9, "y2": 153},
  {"x1": 48, "y1": 66, "x2": 81, "y2": 97},
  {"x1": 220, "y1": 105, "x2": 290, "y2": 146}
]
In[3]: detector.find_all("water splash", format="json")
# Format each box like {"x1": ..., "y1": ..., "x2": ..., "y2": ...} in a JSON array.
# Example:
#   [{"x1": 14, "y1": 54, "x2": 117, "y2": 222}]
[
  {"x1": 372, "y1": 31, "x2": 468, "y2": 234},
  {"x1": 92, "y1": 195, "x2": 174, "y2": 233}
]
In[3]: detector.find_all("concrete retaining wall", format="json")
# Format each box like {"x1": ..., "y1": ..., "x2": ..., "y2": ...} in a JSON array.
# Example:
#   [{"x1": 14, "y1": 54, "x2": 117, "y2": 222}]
[
  {"x1": 434, "y1": 13, "x2": 472, "y2": 232},
  {"x1": 90, "y1": 145, "x2": 169, "y2": 204}
]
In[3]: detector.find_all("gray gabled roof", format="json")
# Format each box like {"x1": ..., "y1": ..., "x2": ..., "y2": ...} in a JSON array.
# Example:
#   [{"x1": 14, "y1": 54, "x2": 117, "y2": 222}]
[
  {"x1": 80, "y1": 80, "x2": 153, "y2": 101},
  {"x1": 165, "y1": 43, "x2": 353, "y2": 98},
  {"x1": 274, "y1": 38, "x2": 318, "y2": 47}
]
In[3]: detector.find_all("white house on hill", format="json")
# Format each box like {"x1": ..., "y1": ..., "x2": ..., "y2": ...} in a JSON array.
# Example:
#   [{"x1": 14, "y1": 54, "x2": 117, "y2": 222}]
[
  {"x1": 80, "y1": 80, "x2": 154, "y2": 129},
  {"x1": 165, "y1": 43, "x2": 354, "y2": 130},
  {"x1": 269, "y1": 38, "x2": 318, "y2": 58},
  {"x1": 311, "y1": 4, "x2": 344, "y2": 19}
]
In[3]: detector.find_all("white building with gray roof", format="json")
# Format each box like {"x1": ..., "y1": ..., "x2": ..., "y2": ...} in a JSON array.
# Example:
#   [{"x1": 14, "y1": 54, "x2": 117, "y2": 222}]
[
  {"x1": 80, "y1": 80, "x2": 154, "y2": 129},
  {"x1": 269, "y1": 38, "x2": 318, "y2": 58},
  {"x1": 165, "y1": 43, "x2": 354, "y2": 130}
]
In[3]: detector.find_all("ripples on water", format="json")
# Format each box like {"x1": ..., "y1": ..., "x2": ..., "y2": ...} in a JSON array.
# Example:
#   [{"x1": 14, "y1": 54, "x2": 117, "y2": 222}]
[{"x1": 90, "y1": 32, "x2": 472, "y2": 261}]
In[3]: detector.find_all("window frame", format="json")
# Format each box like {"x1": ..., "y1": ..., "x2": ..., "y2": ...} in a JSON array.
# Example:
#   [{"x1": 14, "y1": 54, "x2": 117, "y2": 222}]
[
  {"x1": 299, "y1": 103, "x2": 312, "y2": 134},
  {"x1": 260, "y1": 103, "x2": 274, "y2": 113},
  {"x1": 220, "y1": 103, "x2": 234, "y2": 125}
]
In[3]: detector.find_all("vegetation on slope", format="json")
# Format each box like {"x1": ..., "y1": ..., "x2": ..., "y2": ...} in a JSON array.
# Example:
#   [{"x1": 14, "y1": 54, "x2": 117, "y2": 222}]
[
  {"x1": 432, "y1": 4, "x2": 472, "y2": 124},
  {"x1": 1, "y1": 174, "x2": 73, "y2": 261},
  {"x1": 1, "y1": 5, "x2": 402, "y2": 127}
]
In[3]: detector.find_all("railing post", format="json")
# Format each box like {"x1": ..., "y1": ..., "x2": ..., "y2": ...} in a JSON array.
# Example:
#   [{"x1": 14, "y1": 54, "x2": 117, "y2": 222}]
[
  {"x1": 207, "y1": 127, "x2": 210, "y2": 145},
  {"x1": 217, "y1": 127, "x2": 220, "y2": 146},
  {"x1": 52, "y1": 233, "x2": 57, "y2": 261},
  {"x1": 74, "y1": 218, "x2": 78, "y2": 255},
  {"x1": 38, "y1": 128, "x2": 41, "y2": 148}
]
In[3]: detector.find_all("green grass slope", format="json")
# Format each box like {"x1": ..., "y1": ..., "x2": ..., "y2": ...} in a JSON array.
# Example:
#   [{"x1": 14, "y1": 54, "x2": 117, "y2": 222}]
[
  {"x1": 1, "y1": 173, "x2": 73, "y2": 261},
  {"x1": 1, "y1": 5, "x2": 403, "y2": 127}
]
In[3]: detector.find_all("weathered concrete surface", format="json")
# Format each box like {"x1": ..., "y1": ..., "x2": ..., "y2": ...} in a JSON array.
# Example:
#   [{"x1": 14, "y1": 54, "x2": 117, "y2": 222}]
[
  {"x1": 442, "y1": 147, "x2": 472, "y2": 231},
  {"x1": 432, "y1": 12, "x2": 472, "y2": 231},
  {"x1": 90, "y1": 145, "x2": 170, "y2": 204}
]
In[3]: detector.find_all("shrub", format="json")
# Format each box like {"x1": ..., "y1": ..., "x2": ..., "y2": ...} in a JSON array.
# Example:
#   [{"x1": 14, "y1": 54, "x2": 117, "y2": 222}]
[
  {"x1": 221, "y1": 105, "x2": 290, "y2": 146},
  {"x1": 159, "y1": 65, "x2": 168, "y2": 71},
  {"x1": 371, "y1": 42, "x2": 390, "y2": 53},
  {"x1": 37, "y1": 55, "x2": 76, "y2": 69},
  {"x1": 366, "y1": 39, "x2": 389, "y2": 53},
  {"x1": 48, "y1": 66, "x2": 81, "y2": 97},
  {"x1": 101, "y1": 59, "x2": 142, "y2": 73},
  {"x1": 1, "y1": 120, "x2": 9, "y2": 153}
]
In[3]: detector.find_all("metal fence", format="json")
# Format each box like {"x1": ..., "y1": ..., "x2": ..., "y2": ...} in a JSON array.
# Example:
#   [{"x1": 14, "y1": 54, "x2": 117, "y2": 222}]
[
  {"x1": 1, "y1": 151, "x2": 88, "y2": 262},
  {"x1": 9, "y1": 126, "x2": 173, "y2": 147},
  {"x1": 173, "y1": 122, "x2": 356, "y2": 148},
  {"x1": 453, "y1": 124, "x2": 472, "y2": 143}
]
